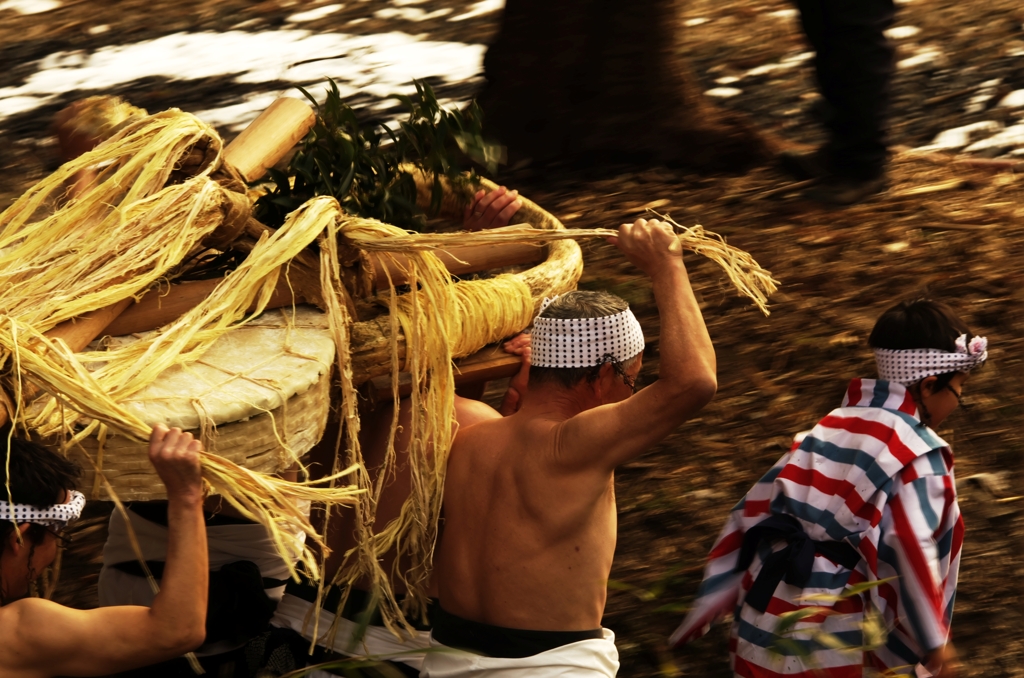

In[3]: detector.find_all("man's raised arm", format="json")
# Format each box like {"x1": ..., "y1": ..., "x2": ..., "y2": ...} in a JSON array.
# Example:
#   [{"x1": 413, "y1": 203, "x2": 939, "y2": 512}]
[
  {"x1": 561, "y1": 218, "x2": 717, "y2": 471},
  {"x1": 11, "y1": 425, "x2": 208, "y2": 677}
]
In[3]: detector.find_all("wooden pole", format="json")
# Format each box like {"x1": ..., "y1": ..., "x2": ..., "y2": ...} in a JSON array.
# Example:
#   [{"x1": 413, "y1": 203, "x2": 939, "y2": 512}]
[
  {"x1": 0, "y1": 98, "x2": 318, "y2": 426},
  {"x1": 222, "y1": 98, "x2": 316, "y2": 182},
  {"x1": 363, "y1": 342, "x2": 523, "y2": 403},
  {"x1": 367, "y1": 228, "x2": 546, "y2": 289},
  {"x1": 104, "y1": 277, "x2": 306, "y2": 337}
]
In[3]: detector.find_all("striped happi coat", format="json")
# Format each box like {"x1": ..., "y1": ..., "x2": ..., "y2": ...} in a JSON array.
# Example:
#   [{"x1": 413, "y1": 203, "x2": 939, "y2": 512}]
[{"x1": 670, "y1": 379, "x2": 963, "y2": 677}]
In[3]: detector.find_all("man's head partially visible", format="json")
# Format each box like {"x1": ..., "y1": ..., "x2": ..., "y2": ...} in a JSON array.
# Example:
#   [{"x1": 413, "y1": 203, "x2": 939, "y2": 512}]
[
  {"x1": 529, "y1": 291, "x2": 645, "y2": 404},
  {"x1": 0, "y1": 434, "x2": 82, "y2": 604}
]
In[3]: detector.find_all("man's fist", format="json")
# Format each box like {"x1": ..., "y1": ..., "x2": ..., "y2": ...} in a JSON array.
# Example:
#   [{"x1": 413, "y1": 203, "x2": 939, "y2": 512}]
[
  {"x1": 606, "y1": 218, "x2": 683, "y2": 277},
  {"x1": 149, "y1": 424, "x2": 204, "y2": 504}
]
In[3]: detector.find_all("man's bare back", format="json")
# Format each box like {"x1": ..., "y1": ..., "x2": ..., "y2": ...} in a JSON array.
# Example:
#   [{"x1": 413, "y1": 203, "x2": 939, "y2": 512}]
[
  {"x1": 432, "y1": 218, "x2": 717, "y2": 666},
  {"x1": 438, "y1": 412, "x2": 618, "y2": 630}
]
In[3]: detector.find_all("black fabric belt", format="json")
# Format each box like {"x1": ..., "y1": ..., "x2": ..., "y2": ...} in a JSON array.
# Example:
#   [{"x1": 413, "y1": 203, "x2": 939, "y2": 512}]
[
  {"x1": 431, "y1": 606, "x2": 604, "y2": 659},
  {"x1": 284, "y1": 573, "x2": 433, "y2": 632},
  {"x1": 128, "y1": 501, "x2": 255, "y2": 527},
  {"x1": 111, "y1": 559, "x2": 283, "y2": 647},
  {"x1": 736, "y1": 513, "x2": 861, "y2": 613},
  {"x1": 110, "y1": 559, "x2": 288, "y2": 590}
]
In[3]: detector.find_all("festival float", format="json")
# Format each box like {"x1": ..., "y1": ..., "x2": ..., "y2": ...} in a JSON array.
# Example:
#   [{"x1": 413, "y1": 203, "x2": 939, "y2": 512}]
[{"x1": 0, "y1": 86, "x2": 777, "y2": 625}]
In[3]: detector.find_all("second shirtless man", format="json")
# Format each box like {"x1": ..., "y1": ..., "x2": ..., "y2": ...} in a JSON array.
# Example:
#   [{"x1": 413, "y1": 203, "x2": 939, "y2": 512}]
[{"x1": 425, "y1": 218, "x2": 718, "y2": 676}]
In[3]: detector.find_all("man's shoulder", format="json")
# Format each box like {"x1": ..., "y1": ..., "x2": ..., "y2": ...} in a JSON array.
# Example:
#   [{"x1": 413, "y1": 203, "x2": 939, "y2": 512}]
[
  {"x1": 0, "y1": 599, "x2": 60, "y2": 676},
  {"x1": 454, "y1": 397, "x2": 502, "y2": 428},
  {"x1": 0, "y1": 597, "x2": 62, "y2": 633}
]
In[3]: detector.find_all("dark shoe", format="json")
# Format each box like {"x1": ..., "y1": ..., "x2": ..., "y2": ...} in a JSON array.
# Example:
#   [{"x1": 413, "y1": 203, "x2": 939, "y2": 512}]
[
  {"x1": 802, "y1": 174, "x2": 887, "y2": 206},
  {"x1": 778, "y1": 149, "x2": 832, "y2": 180}
]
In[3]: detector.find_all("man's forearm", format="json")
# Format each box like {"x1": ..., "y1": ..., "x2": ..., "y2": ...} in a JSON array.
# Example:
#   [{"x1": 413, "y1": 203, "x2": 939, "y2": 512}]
[
  {"x1": 148, "y1": 495, "x2": 207, "y2": 650},
  {"x1": 652, "y1": 257, "x2": 716, "y2": 390}
]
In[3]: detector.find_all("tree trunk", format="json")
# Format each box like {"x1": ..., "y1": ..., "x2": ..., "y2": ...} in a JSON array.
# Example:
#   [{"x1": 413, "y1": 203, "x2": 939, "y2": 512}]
[{"x1": 479, "y1": 0, "x2": 773, "y2": 170}]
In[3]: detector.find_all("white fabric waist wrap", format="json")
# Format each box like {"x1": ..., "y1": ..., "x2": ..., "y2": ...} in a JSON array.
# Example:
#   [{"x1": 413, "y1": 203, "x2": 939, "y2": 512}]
[
  {"x1": 271, "y1": 592, "x2": 431, "y2": 670},
  {"x1": 98, "y1": 504, "x2": 307, "y2": 607},
  {"x1": 420, "y1": 628, "x2": 620, "y2": 677}
]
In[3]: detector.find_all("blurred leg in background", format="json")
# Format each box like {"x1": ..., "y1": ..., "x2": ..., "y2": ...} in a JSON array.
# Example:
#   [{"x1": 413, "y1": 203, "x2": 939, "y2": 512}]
[{"x1": 785, "y1": 0, "x2": 896, "y2": 204}]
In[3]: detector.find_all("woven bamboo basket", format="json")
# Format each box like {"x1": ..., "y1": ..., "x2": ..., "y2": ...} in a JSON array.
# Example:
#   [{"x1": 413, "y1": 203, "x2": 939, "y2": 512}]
[
  {"x1": 27, "y1": 173, "x2": 579, "y2": 501},
  {"x1": 9, "y1": 98, "x2": 582, "y2": 502},
  {"x1": 34, "y1": 307, "x2": 334, "y2": 501},
  {"x1": 346, "y1": 168, "x2": 583, "y2": 386}
]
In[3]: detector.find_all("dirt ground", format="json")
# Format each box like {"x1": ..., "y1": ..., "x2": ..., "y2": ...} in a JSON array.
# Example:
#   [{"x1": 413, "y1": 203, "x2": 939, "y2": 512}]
[{"x1": 2, "y1": 1, "x2": 1024, "y2": 677}]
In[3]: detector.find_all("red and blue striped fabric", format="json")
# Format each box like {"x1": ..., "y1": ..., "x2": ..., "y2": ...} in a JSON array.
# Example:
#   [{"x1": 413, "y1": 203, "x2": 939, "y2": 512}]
[{"x1": 670, "y1": 379, "x2": 962, "y2": 677}]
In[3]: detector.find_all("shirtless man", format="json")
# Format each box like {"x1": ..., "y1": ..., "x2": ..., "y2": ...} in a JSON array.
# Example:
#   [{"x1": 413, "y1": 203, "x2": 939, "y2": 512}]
[
  {"x1": 425, "y1": 217, "x2": 717, "y2": 676},
  {"x1": 0, "y1": 425, "x2": 208, "y2": 678},
  {"x1": 268, "y1": 335, "x2": 531, "y2": 677},
  {"x1": 266, "y1": 182, "x2": 528, "y2": 674}
]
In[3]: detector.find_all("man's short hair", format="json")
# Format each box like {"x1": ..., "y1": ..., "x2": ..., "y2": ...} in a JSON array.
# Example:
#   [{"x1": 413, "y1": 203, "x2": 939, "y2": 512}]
[
  {"x1": 1, "y1": 431, "x2": 80, "y2": 549},
  {"x1": 529, "y1": 291, "x2": 642, "y2": 389},
  {"x1": 869, "y1": 299, "x2": 975, "y2": 389}
]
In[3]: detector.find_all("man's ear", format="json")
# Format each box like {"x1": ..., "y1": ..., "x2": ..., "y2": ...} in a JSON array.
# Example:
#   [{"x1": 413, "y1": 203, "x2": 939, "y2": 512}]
[
  {"x1": 592, "y1": 362, "x2": 616, "y2": 399},
  {"x1": 5, "y1": 524, "x2": 31, "y2": 554},
  {"x1": 919, "y1": 375, "x2": 939, "y2": 397}
]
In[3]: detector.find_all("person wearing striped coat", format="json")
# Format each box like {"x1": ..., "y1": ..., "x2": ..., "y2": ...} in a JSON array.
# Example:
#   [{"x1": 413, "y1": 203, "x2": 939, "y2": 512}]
[{"x1": 671, "y1": 300, "x2": 987, "y2": 678}]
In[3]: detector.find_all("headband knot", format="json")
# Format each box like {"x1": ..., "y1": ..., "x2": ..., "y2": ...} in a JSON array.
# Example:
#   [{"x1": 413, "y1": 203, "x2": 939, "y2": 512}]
[
  {"x1": 874, "y1": 334, "x2": 989, "y2": 385},
  {"x1": 0, "y1": 490, "x2": 85, "y2": 527}
]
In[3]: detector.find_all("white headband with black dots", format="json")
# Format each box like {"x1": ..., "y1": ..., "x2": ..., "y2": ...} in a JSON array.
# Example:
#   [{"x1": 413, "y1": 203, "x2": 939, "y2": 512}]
[
  {"x1": 874, "y1": 334, "x2": 988, "y2": 386},
  {"x1": 531, "y1": 300, "x2": 645, "y2": 368},
  {"x1": 0, "y1": 490, "x2": 85, "y2": 527}
]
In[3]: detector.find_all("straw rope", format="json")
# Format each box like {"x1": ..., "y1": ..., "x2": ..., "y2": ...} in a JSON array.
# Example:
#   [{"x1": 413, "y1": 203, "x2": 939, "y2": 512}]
[
  {"x1": 0, "y1": 106, "x2": 779, "y2": 634},
  {"x1": 347, "y1": 217, "x2": 778, "y2": 316},
  {"x1": 0, "y1": 112, "x2": 363, "y2": 580}
]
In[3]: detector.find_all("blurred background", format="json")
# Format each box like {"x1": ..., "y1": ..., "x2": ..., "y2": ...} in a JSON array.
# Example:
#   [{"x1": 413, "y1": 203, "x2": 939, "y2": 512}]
[{"x1": 1, "y1": 0, "x2": 1023, "y2": 675}]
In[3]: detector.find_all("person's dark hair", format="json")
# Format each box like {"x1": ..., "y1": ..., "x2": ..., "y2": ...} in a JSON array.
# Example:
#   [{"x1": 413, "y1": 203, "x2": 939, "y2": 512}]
[
  {"x1": 1, "y1": 431, "x2": 80, "y2": 550},
  {"x1": 868, "y1": 299, "x2": 975, "y2": 390},
  {"x1": 529, "y1": 291, "x2": 642, "y2": 390}
]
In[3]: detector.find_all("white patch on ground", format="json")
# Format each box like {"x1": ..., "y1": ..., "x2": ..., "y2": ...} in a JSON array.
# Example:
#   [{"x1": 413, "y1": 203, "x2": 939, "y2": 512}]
[
  {"x1": 88, "y1": 24, "x2": 110, "y2": 35},
  {"x1": 965, "y1": 79, "x2": 1001, "y2": 114},
  {"x1": 744, "y1": 52, "x2": 811, "y2": 79},
  {"x1": 376, "y1": 5, "x2": 452, "y2": 21},
  {"x1": 191, "y1": 92, "x2": 284, "y2": 131},
  {"x1": 885, "y1": 25, "x2": 921, "y2": 40},
  {"x1": 683, "y1": 17, "x2": 709, "y2": 27},
  {"x1": 768, "y1": 9, "x2": 798, "y2": 19},
  {"x1": 914, "y1": 121, "x2": 1003, "y2": 152},
  {"x1": 0, "y1": 30, "x2": 487, "y2": 130},
  {"x1": 705, "y1": 87, "x2": 742, "y2": 99},
  {"x1": 286, "y1": 4, "x2": 344, "y2": 23},
  {"x1": 998, "y1": 90, "x2": 1024, "y2": 108},
  {"x1": 715, "y1": 76, "x2": 740, "y2": 85},
  {"x1": 0, "y1": 0, "x2": 59, "y2": 13},
  {"x1": 963, "y1": 124, "x2": 1024, "y2": 157},
  {"x1": 450, "y1": 0, "x2": 503, "y2": 22},
  {"x1": 897, "y1": 46, "x2": 943, "y2": 70}
]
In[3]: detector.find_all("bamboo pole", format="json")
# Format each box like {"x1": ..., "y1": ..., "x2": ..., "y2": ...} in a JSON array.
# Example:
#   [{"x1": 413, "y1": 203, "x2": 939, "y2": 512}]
[
  {"x1": 367, "y1": 226, "x2": 546, "y2": 290},
  {"x1": 104, "y1": 277, "x2": 306, "y2": 337},
  {"x1": 0, "y1": 99, "x2": 318, "y2": 426},
  {"x1": 221, "y1": 98, "x2": 316, "y2": 182},
  {"x1": 363, "y1": 342, "x2": 522, "y2": 403}
]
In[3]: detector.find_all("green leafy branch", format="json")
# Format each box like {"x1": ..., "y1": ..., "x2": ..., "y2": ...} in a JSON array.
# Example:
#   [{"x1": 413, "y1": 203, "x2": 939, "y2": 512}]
[{"x1": 253, "y1": 79, "x2": 503, "y2": 231}]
